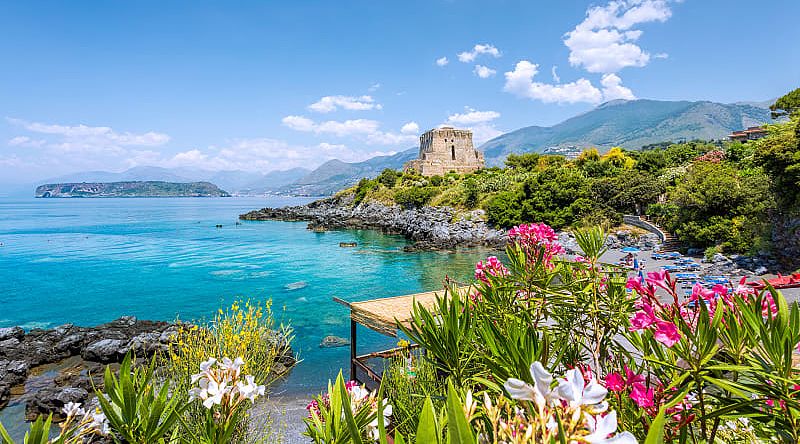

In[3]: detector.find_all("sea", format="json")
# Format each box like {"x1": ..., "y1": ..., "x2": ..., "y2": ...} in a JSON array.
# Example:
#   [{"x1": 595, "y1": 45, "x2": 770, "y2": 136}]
[{"x1": 0, "y1": 196, "x2": 488, "y2": 428}]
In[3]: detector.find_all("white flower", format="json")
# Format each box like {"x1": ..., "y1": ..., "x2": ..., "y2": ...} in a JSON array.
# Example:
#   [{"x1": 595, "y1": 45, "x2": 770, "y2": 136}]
[
  {"x1": 202, "y1": 380, "x2": 228, "y2": 409},
  {"x1": 236, "y1": 374, "x2": 266, "y2": 402},
  {"x1": 553, "y1": 368, "x2": 607, "y2": 409},
  {"x1": 584, "y1": 411, "x2": 638, "y2": 444},
  {"x1": 86, "y1": 410, "x2": 110, "y2": 436},
  {"x1": 62, "y1": 401, "x2": 85, "y2": 418},
  {"x1": 367, "y1": 402, "x2": 392, "y2": 441},
  {"x1": 220, "y1": 357, "x2": 245, "y2": 377},
  {"x1": 192, "y1": 358, "x2": 217, "y2": 383},
  {"x1": 504, "y1": 361, "x2": 553, "y2": 408},
  {"x1": 349, "y1": 385, "x2": 370, "y2": 403}
]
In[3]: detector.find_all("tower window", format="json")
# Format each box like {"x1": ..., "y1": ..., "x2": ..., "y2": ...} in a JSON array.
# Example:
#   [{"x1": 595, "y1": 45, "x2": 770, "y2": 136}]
[{"x1": 451, "y1": 146, "x2": 456, "y2": 160}]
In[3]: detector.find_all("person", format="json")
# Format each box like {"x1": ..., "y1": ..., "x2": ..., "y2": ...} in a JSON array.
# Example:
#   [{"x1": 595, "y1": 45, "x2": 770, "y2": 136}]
[{"x1": 633, "y1": 257, "x2": 639, "y2": 271}]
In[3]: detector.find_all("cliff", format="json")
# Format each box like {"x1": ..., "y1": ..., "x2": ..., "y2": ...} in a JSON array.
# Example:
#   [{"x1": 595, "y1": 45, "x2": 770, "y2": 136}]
[{"x1": 35, "y1": 181, "x2": 230, "y2": 198}]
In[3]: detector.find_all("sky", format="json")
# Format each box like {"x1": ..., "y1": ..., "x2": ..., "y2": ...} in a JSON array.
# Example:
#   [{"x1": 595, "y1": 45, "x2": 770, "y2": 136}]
[{"x1": 1, "y1": 0, "x2": 798, "y2": 183}]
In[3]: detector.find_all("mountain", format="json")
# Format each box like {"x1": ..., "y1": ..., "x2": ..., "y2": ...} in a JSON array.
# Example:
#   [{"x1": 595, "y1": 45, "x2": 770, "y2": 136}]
[
  {"x1": 280, "y1": 147, "x2": 418, "y2": 196},
  {"x1": 35, "y1": 181, "x2": 230, "y2": 198},
  {"x1": 479, "y1": 99, "x2": 773, "y2": 164}
]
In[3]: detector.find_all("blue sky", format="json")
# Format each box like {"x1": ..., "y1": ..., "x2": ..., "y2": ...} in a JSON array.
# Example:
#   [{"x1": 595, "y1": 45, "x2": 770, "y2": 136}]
[{"x1": 1, "y1": 0, "x2": 798, "y2": 182}]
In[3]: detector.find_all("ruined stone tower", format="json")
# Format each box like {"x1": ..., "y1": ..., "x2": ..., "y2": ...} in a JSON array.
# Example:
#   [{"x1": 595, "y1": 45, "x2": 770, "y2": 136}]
[{"x1": 403, "y1": 127, "x2": 484, "y2": 176}]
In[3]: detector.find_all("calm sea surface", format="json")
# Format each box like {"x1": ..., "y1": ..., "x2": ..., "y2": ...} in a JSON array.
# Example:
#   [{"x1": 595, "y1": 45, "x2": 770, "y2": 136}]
[{"x1": 0, "y1": 197, "x2": 486, "y2": 401}]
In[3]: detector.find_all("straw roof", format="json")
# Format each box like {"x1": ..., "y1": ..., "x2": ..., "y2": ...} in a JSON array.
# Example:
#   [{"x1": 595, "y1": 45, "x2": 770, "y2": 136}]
[{"x1": 340, "y1": 286, "x2": 466, "y2": 336}]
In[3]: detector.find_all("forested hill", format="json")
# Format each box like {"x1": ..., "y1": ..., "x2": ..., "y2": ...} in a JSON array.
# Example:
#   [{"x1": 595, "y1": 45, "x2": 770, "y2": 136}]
[
  {"x1": 479, "y1": 99, "x2": 772, "y2": 165},
  {"x1": 35, "y1": 181, "x2": 230, "y2": 198}
]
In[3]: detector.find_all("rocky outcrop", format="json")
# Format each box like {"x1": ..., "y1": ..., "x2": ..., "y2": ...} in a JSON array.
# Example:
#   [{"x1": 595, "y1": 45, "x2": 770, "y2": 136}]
[
  {"x1": 0, "y1": 317, "x2": 296, "y2": 421},
  {"x1": 240, "y1": 194, "x2": 507, "y2": 250}
]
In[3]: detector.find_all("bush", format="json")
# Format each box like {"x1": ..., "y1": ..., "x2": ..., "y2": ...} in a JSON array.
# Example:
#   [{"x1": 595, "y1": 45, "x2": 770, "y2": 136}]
[
  {"x1": 377, "y1": 169, "x2": 401, "y2": 188},
  {"x1": 165, "y1": 300, "x2": 293, "y2": 442},
  {"x1": 354, "y1": 178, "x2": 379, "y2": 205},
  {"x1": 383, "y1": 350, "x2": 444, "y2": 439},
  {"x1": 486, "y1": 190, "x2": 523, "y2": 228},
  {"x1": 461, "y1": 178, "x2": 479, "y2": 208},
  {"x1": 394, "y1": 187, "x2": 438, "y2": 209}
]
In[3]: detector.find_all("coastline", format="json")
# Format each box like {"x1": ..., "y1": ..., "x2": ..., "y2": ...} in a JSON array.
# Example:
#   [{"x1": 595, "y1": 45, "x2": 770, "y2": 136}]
[{"x1": 240, "y1": 193, "x2": 509, "y2": 251}]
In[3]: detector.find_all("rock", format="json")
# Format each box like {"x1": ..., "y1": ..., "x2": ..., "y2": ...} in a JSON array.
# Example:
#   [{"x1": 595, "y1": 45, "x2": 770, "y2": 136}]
[
  {"x1": 0, "y1": 383, "x2": 9, "y2": 409},
  {"x1": 712, "y1": 253, "x2": 729, "y2": 263},
  {"x1": 754, "y1": 266, "x2": 768, "y2": 276},
  {"x1": 25, "y1": 386, "x2": 89, "y2": 421},
  {"x1": 319, "y1": 335, "x2": 350, "y2": 348},
  {"x1": 81, "y1": 339, "x2": 127, "y2": 363},
  {"x1": 0, "y1": 327, "x2": 24, "y2": 341},
  {"x1": 0, "y1": 338, "x2": 20, "y2": 350}
]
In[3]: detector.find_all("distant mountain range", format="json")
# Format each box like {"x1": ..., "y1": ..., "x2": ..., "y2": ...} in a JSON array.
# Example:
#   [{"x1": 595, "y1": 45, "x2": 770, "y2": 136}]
[
  {"x1": 25, "y1": 98, "x2": 774, "y2": 197},
  {"x1": 478, "y1": 99, "x2": 772, "y2": 164}
]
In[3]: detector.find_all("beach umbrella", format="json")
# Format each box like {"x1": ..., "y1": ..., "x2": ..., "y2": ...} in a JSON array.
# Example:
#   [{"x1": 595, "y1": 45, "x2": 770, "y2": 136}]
[{"x1": 621, "y1": 247, "x2": 640, "y2": 253}]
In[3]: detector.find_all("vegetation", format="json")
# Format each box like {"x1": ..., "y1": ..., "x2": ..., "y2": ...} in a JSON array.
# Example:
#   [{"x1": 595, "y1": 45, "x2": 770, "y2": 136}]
[
  {"x1": 345, "y1": 90, "x2": 800, "y2": 255},
  {"x1": 0, "y1": 300, "x2": 293, "y2": 444},
  {"x1": 304, "y1": 222, "x2": 800, "y2": 443}
]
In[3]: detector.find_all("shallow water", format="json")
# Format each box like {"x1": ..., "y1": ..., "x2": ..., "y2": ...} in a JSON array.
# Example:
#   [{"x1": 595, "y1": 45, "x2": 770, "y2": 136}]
[{"x1": 0, "y1": 196, "x2": 489, "y2": 429}]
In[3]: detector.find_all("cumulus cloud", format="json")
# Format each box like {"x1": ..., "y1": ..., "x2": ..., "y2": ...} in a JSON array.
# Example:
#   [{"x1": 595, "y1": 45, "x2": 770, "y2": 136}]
[
  {"x1": 8, "y1": 135, "x2": 46, "y2": 148},
  {"x1": 457, "y1": 43, "x2": 501, "y2": 63},
  {"x1": 504, "y1": 61, "x2": 603, "y2": 104},
  {"x1": 436, "y1": 56, "x2": 449, "y2": 67},
  {"x1": 473, "y1": 65, "x2": 497, "y2": 78},
  {"x1": 401, "y1": 121, "x2": 420, "y2": 134},
  {"x1": 503, "y1": 61, "x2": 635, "y2": 104},
  {"x1": 282, "y1": 115, "x2": 417, "y2": 146},
  {"x1": 600, "y1": 73, "x2": 636, "y2": 101},
  {"x1": 307, "y1": 95, "x2": 382, "y2": 113},
  {"x1": 564, "y1": 0, "x2": 672, "y2": 73},
  {"x1": 7, "y1": 118, "x2": 170, "y2": 148}
]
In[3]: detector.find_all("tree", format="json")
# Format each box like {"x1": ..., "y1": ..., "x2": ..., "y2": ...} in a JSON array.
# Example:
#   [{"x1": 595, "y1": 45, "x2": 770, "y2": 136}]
[
  {"x1": 504, "y1": 152, "x2": 541, "y2": 171},
  {"x1": 770, "y1": 87, "x2": 800, "y2": 118}
]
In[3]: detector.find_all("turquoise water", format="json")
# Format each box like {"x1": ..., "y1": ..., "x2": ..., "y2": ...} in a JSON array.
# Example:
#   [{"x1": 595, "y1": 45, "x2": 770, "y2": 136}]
[{"x1": 0, "y1": 197, "x2": 487, "y2": 398}]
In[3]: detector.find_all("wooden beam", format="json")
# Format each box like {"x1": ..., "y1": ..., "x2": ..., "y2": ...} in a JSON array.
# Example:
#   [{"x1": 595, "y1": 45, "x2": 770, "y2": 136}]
[{"x1": 350, "y1": 319, "x2": 357, "y2": 382}]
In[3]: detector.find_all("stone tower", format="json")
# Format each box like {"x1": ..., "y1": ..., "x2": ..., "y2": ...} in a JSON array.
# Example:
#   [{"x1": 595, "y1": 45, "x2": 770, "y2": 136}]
[{"x1": 403, "y1": 127, "x2": 484, "y2": 176}]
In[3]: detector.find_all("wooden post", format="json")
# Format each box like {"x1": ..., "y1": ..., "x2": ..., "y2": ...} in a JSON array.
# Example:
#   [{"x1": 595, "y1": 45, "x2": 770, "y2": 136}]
[{"x1": 350, "y1": 318, "x2": 357, "y2": 382}]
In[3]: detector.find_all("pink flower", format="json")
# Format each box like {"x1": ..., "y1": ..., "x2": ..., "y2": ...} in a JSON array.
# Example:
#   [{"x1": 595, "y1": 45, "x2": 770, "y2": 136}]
[
  {"x1": 629, "y1": 302, "x2": 657, "y2": 331},
  {"x1": 645, "y1": 270, "x2": 670, "y2": 292},
  {"x1": 475, "y1": 256, "x2": 509, "y2": 283},
  {"x1": 630, "y1": 383, "x2": 654, "y2": 408},
  {"x1": 623, "y1": 366, "x2": 646, "y2": 387},
  {"x1": 653, "y1": 320, "x2": 681, "y2": 347},
  {"x1": 507, "y1": 223, "x2": 564, "y2": 268},
  {"x1": 604, "y1": 372, "x2": 625, "y2": 392}
]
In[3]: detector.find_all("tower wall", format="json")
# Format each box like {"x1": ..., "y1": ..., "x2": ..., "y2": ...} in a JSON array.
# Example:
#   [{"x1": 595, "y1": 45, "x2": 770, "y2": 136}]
[{"x1": 404, "y1": 127, "x2": 484, "y2": 176}]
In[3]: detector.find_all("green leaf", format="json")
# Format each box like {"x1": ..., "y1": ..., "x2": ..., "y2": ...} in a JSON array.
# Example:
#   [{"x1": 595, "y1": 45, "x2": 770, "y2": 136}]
[
  {"x1": 339, "y1": 377, "x2": 364, "y2": 444},
  {"x1": 644, "y1": 407, "x2": 666, "y2": 444},
  {"x1": 445, "y1": 383, "x2": 475, "y2": 444},
  {"x1": 416, "y1": 397, "x2": 440, "y2": 444}
]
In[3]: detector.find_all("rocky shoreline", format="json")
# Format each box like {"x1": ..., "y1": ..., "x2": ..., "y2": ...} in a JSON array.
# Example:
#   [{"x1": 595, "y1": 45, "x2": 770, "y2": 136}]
[
  {"x1": 0, "y1": 317, "x2": 295, "y2": 422},
  {"x1": 240, "y1": 194, "x2": 508, "y2": 250}
]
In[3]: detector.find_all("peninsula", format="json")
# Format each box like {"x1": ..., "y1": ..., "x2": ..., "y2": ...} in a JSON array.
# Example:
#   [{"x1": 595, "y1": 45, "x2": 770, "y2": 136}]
[{"x1": 35, "y1": 181, "x2": 230, "y2": 198}]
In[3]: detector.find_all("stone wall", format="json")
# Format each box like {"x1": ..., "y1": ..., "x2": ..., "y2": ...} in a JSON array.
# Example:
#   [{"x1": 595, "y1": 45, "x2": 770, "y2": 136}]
[{"x1": 404, "y1": 127, "x2": 484, "y2": 176}]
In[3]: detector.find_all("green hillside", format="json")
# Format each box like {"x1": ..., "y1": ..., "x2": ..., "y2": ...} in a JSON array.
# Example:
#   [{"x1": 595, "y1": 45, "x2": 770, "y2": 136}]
[{"x1": 479, "y1": 99, "x2": 773, "y2": 164}]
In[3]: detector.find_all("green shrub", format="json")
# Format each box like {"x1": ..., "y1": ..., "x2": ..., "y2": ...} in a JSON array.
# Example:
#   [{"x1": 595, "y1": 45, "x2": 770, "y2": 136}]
[
  {"x1": 394, "y1": 187, "x2": 438, "y2": 209},
  {"x1": 354, "y1": 178, "x2": 379, "y2": 205},
  {"x1": 377, "y1": 169, "x2": 401, "y2": 188},
  {"x1": 461, "y1": 178, "x2": 479, "y2": 208},
  {"x1": 429, "y1": 175, "x2": 443, "y2": 186},
  {"x1": 486, "y1": 190, "x2": 523, "y2": 227},
  {"x1": 704, "y1": 245, "x2": 722, "y2": 261},
  {"x1": 383, "y1": 351, "x2": 444, "y2": 439}
]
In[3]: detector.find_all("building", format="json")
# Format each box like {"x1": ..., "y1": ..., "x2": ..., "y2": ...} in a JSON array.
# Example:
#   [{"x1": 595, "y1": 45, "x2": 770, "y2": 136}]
[
  {"x1": 728, "y1": 126, "x2": 768, "y2": 142},
  {"x1": 403, "y1": 127, "x2": 485, "y2": 176}
]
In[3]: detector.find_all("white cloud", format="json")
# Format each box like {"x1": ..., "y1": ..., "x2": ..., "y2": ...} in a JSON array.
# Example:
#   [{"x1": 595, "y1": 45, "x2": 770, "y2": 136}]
[
  {"x1": 503, "y1": 61, "x2": 636, "y2": 104},
  {"x1": 282, "y1": 115, "x2": 417, "y2": 146},
  {"x1": 457, "y1": 43, "x2": 501, "y2": 63},
  {"x1": 8, "y1": 136, "x2": 46, "y2": 148},
  {"x1": 473, "y1": 65, "x2": 497, "y2": 78},
  {"x1": 504, "y1": 60, "x2": 603, "y2": 104},
  {"x1": 281, "y1": 115, "x2": 317, "y2": 132},
  {"x1": 564, "y1": 0, "x2": 672, "y2": 73},
  {"x1": 401, "y1": 122, "x2": 420, "y2": 135},
  {"x1": 436, "y1": 56, "x2": 449, "y2": 67},
  {"x1": 307, "y1": 95, "x2": 382, "y2": 113},
  {"x1": 446, "y1": 108, "x2": 501, "y2": 125},
  {"x1": 368, "y1": 83, "x2": 381, "y2": 92},
  {"x1": 600, "y1": 73, "x2": 636, "y2": 101},
  {"x1": 551, "y1": 66, "x2": 561, "y2": 83},
  {"x1": 444, "y1": 108, "x2": 502, "y2": 145},
  {"x1": 7, "y1": 118, "x2": 170, "y2": 147}
]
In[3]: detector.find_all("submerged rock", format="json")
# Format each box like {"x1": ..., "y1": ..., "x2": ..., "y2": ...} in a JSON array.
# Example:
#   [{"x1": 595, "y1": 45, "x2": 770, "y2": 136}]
[{"x1": 319, "y1": 335, "x2": 350, "y2": 348}]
